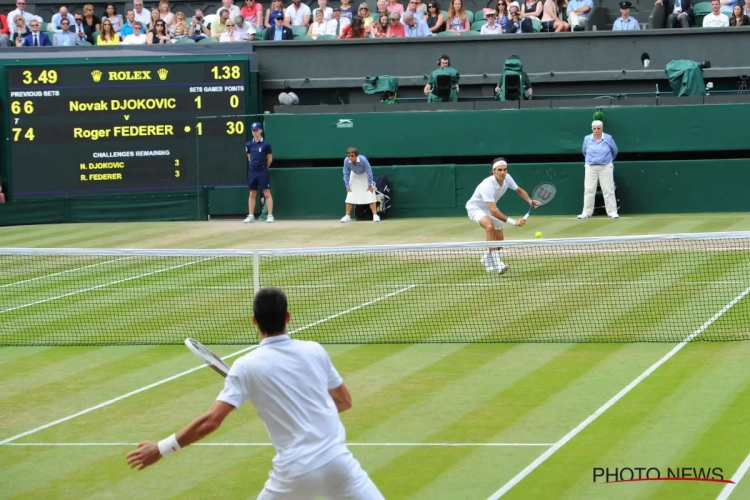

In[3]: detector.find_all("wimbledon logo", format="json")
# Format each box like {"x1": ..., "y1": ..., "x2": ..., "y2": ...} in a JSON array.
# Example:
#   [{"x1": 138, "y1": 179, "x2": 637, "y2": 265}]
[{"x1": 336, "y1": 119, "x2": 353, "y2": 129}]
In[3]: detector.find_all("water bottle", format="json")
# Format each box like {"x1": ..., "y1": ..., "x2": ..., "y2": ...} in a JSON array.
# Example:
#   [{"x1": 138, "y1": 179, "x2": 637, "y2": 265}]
[{"x1": 655, "y1": 84, "x2": 660, "y2": 98}]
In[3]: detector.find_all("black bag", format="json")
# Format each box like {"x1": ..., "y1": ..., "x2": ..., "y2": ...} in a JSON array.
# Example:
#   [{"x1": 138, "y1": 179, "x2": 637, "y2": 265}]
[
  {"x1": 434, "y1": 74, "x2": 452, "y2": 98},
  {"x1": 355, "y1": 176, "x2": 390, "y2": 220}
]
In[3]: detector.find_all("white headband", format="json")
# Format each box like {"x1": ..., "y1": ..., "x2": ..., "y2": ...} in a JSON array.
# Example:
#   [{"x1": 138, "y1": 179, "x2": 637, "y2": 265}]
[{"x1": 492, "y1": 160, "x2": 508, "y2": 171}]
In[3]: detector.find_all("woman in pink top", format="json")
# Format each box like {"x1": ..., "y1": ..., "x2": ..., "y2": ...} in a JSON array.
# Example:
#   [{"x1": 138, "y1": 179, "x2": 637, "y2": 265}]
[
  {"x1": 386, "y1": 0, "x2": 404, "y2": 15},
  {"x1": 242, "y1": 0, "x2": 264, "y2": 28}
]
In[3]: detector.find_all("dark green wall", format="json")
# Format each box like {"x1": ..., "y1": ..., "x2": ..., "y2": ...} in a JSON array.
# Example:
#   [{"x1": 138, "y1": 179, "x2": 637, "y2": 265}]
[
  {"x1": 264, "y1": 105, "x2": 750, "y2": 160},
  {"x1": 0, "y1": 191, "x2": 206, "y2": 226},
  {"x1": 207, "y1": 159, "x2": 750, "y2": 219}
]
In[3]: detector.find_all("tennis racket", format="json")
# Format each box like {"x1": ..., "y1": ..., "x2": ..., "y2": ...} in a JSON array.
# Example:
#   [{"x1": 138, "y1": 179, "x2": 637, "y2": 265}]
[
  {"x1": 523, "y1": 182, "x2": 557, "y2": 220},
  {"x1": 185, "y1": 338, "x2": 231, "y2": 378}
]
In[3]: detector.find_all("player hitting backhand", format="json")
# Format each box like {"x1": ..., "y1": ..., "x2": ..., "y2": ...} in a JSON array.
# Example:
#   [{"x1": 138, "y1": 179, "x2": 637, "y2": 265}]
[
  {"x1": 466, "y1": 158, "x2": 539, "y2": 274},
  {"x1": 126, "y1": 287, "x2": 384, "y2": 500}
]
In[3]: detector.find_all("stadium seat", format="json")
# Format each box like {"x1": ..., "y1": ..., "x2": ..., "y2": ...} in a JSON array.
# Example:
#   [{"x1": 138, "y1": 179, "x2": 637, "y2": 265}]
[
  {"x1": 441, "y1": 10, "x2": 448, "y2": 19},
  {"x1": 466, "y1": 10, "x2": 474, "y2": 23},
  {"x1": 316, "y1": 34, "x2": 337, "y2": 39},
  {"x1": 531, "y1": 17, "x2": 542, "y2": 32},
  {"x1": 586, "y1": 0, "x2": 610, "y2": 30},
  {"x1": 459, "y1": 28, "x2": 481, "y2": 34},
  {"x1": 92, "y1": 30, "x2": 100, "y2": 43},
  {"x1": 198, "y1": 36, "x2": 219, "y2": 42},
  {"x1": 294, "y1": 34, "x2": 314, "y2": 39},
  {"x1": 79, "y1": 39, "x2": 92, "y2": 45},
  {"x1": 471, "y1": 19, "x2": 487, "y2": 30},
  {"x1": 174, "y1": 37, "x2": 195, "y2": 43},
  {"x1": 693, "y1": 1, "x2": 712, "y2": 26},
  {"x1": 292, "y1": 25, "x2": 308, "y2": 37},
  {"x1": 649, "y1": 1, "x2": 666, "y2": 28},
  {"x1": 436, "y1": 30, "x2": 457, "y2": 35},
  {"x1": 475, "y1": 9, "x2": 486, "y2": 20},
  {"x1": 255, "y1": 27, "x2": 266, "y2": 38}
]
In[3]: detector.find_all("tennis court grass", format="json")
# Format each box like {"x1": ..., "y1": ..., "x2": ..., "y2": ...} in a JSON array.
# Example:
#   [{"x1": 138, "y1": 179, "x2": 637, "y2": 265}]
[{"x1": 2, "y1": 215, "x2": 750, "y2": 499}]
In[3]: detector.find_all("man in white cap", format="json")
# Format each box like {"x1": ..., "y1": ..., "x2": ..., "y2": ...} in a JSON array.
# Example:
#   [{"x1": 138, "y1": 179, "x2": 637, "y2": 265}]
[{"x1": 465, "y1": 158, "x2": 537, "y2": 274}]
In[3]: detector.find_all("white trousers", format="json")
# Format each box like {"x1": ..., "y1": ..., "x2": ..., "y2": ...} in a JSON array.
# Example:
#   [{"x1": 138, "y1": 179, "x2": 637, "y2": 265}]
[
  {"x1": 582, "y1": 163, "x2": 617, "y2": 217},
  {"x1": 257, "y1": 451, "x2": 384, "y2": 500},
  {"x1": 568, "y1": 12, "x2": 584, "y2": 27}
]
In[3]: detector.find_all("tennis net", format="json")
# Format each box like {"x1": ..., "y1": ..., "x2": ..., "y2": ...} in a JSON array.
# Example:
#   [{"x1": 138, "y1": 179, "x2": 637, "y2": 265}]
[{"x1": 1, "y1": 232, "x2": 749, "y2": 345}]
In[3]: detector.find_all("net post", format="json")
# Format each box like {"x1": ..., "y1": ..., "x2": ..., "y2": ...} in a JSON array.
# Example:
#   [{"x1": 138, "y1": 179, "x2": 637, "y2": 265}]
[{"x1": 253, "y1": 250, "x2": 260, "y2": 294}]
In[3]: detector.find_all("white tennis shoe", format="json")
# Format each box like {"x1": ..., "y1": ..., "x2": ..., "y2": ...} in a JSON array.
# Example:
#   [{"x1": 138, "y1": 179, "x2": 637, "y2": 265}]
[
  {"x1": 496, "y1": 263, "x2": 510, "y2": 275},
  {"x1": 266, "y1": 215, "x2": 275, "y2": 223},
  {"x1": 609, "y1": 214, "x2": 619, "y2": 219},
  {"x1": 481, "y1": 253, "x2": 495, "y2": 272},
  {"x1": 243, "y1": 215, "x2": 255, "y2": 223},
  {"x1": 341, "y1": 215, "x2": 352, "y2": 223},
  {"x1": 373, "y1": 215, "x2": 381, "y2": 222},
  {"x1": 577, "y1": 214, "x2": 589, "y2": 220}
]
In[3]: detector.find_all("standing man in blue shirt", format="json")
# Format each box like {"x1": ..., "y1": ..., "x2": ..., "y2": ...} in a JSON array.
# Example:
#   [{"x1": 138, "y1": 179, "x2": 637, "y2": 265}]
[
  {"x1": 244, "y1": 122, "x2": 275, "y2": 223},
  {"x1": 612, "y1": 1, "x2": 641, "y2": 29},
  {"x1": 340, "y1": 147, "x2": 380, "y2": 223},
  {"x1": 578, "y1": 120, "x2": 619, "y2": 220}
]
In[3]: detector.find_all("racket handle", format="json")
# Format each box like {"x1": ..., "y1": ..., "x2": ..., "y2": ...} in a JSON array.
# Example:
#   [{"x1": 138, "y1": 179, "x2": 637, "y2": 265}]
[{"x1": 523, "y1": 213, "x2": 530, "y2": 220}]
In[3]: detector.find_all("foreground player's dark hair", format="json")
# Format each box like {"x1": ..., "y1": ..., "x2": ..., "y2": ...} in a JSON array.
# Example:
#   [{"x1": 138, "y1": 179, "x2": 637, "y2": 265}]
[{"x1": 253, "y1": 287, "x2": 288, "y2": 335}]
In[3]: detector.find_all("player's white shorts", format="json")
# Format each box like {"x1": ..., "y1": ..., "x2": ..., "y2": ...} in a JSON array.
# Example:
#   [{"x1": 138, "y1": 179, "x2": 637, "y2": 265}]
[
  {"x1": 257, "y1": 451, "x2": 384, "y2": 500},
  {"x1": 468, "y1": 208, "x2": 503, "y2": 230}
]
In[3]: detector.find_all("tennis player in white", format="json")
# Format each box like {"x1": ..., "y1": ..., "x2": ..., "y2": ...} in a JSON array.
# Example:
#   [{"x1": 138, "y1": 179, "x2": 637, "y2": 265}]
[
  {"x1": 126, "y1": 287, "x2": 384, "y2": 500},
  {"x1": 466, "y1": 158, "x2": 538, "y2": 274}
]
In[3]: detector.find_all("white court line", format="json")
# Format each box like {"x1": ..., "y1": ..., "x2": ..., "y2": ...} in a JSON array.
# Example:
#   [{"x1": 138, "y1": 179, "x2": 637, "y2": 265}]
[
  {"x1": 0, "y1": 285, "x2": 415, "y2": 445},
  {"x1": 716, "y1": 451, "x2": 750, "y2": 499},
  {"x1": 0, "y1": 442, "x2": 553, "y2": 447},
  {"x1": 486, "y1": 284, "x2": 750, "y2": 500},
  {"x1": 0, "y1": 257, "x2": 215, "y2": 316},
  {"x1": 0, "y1": 257, "x2": 131, "y2": 289}
]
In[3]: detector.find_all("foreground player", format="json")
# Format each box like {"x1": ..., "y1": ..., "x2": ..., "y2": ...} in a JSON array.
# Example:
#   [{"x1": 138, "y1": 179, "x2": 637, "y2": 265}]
[
  {"x1": 465, "y1": 158, "x2": 538, "y2": 273},
  {"x1": 126, "y1": 287, "x2": 384, "y2": 500}
]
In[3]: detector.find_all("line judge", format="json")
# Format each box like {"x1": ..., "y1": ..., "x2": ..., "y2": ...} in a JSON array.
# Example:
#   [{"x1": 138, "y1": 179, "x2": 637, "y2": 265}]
[
  {"x1": 340, "y1": 147, "x2": 380, "y2": 223},
  {"x1": 244, "y1": 122, "x2": 275, "y2": 223},
  {"x1": 578, "y1": 120, "x2": 619, "y2": 219}
]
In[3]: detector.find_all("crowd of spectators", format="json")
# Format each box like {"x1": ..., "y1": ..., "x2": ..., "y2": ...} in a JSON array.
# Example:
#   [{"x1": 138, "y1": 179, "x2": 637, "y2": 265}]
[{"x1": 1, "y1": 0, "x2": 748, "y2": 47}]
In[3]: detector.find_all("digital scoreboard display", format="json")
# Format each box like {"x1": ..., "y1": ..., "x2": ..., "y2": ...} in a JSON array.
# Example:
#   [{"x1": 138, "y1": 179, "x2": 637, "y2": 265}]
[{"x1": 6, "y1": 61, "x2": 249, "y2": 198}]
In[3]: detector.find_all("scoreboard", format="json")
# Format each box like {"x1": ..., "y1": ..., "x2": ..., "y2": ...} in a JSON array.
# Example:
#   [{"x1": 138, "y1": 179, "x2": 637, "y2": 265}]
[{"x1": 6, "y1": 60, "x2": 249, "y2": 198}]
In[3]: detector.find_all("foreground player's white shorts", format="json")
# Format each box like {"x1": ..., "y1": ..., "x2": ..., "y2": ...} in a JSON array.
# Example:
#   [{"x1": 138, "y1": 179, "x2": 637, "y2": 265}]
[
  {"x1": 257, "y1": 451, "x2": 384, "y2": 500},
  {"x1": 468, "y1": 208, "x2": 503, "y2": 230}
]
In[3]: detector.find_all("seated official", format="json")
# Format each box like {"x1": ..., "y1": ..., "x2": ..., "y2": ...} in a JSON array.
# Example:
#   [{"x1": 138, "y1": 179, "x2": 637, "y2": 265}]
[
  {"x1": 21, "y1": 20, "x2": 51, "y2": 46},
  {"x1": 53, "y1": 18, "x2": 81, "y2": 45},
  {"x1": 424, "y1": 55, "x2": 460, "y2": 102},
  {"x1": 96, "y1": 18, "x2": 119, "y2": 44},
  {"x1": 506, "y1": 1, "x2": 533, "y2": 31},
  {"x1": 265, "y1": 11, "x2": 294, "y2": 38},
  {"x1": 612, "y1": 1, "x2": 640, "y2": 29},
  {"x1": 122, "y1": 21, "x2": 147, "y2": 43},
  {"x1": 480, "y1": 10, "x2": 503, "y2": 33}
]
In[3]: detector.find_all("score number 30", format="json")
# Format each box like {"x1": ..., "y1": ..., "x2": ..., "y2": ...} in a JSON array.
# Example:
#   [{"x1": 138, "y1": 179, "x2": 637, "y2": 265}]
[{"x1": 194, "y1": 121, "x2": 245, "y2": 136}]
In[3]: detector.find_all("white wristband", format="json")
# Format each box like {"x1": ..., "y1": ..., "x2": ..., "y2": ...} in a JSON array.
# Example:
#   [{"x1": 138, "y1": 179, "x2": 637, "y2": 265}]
[
  {"x1": 158, "y1": 434, "x2": 181, "y2": 457},
  {"x1": 506, "y1": 217, "x2": 517, "y2": 226}
]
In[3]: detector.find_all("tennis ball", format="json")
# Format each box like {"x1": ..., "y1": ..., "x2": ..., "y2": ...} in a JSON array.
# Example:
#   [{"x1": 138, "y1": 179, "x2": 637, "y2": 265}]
[{"x1": 535, "y1": 231, "x2": 542, "y2": 238}]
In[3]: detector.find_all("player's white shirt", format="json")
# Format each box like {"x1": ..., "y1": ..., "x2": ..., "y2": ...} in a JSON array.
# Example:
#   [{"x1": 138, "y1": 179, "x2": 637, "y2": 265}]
[
  {"x1": 465, "y1": 173, "x2": 518, "y2": 212},
  {"x1": 217, "y1": 334, "x2": 348, "y2": 479}
]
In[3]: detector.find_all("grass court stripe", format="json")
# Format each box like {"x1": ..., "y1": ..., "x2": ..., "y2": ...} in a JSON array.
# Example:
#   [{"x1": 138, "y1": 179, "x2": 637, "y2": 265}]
[
  {"x1": 0, "y1": 285, "x2": 414, "y2": 445},
  {"x1": 486, "y1": 284, "x2": 750, "y2": 500}
]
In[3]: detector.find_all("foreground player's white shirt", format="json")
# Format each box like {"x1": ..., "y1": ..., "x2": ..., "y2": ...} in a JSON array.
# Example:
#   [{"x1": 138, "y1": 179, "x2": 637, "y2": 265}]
[
  {"x1": 465, "y1": 174, "x2": 518, "y2": 213},
  {"x1": 217, "y1": 335, "x2": 347, "y2": 479}
]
